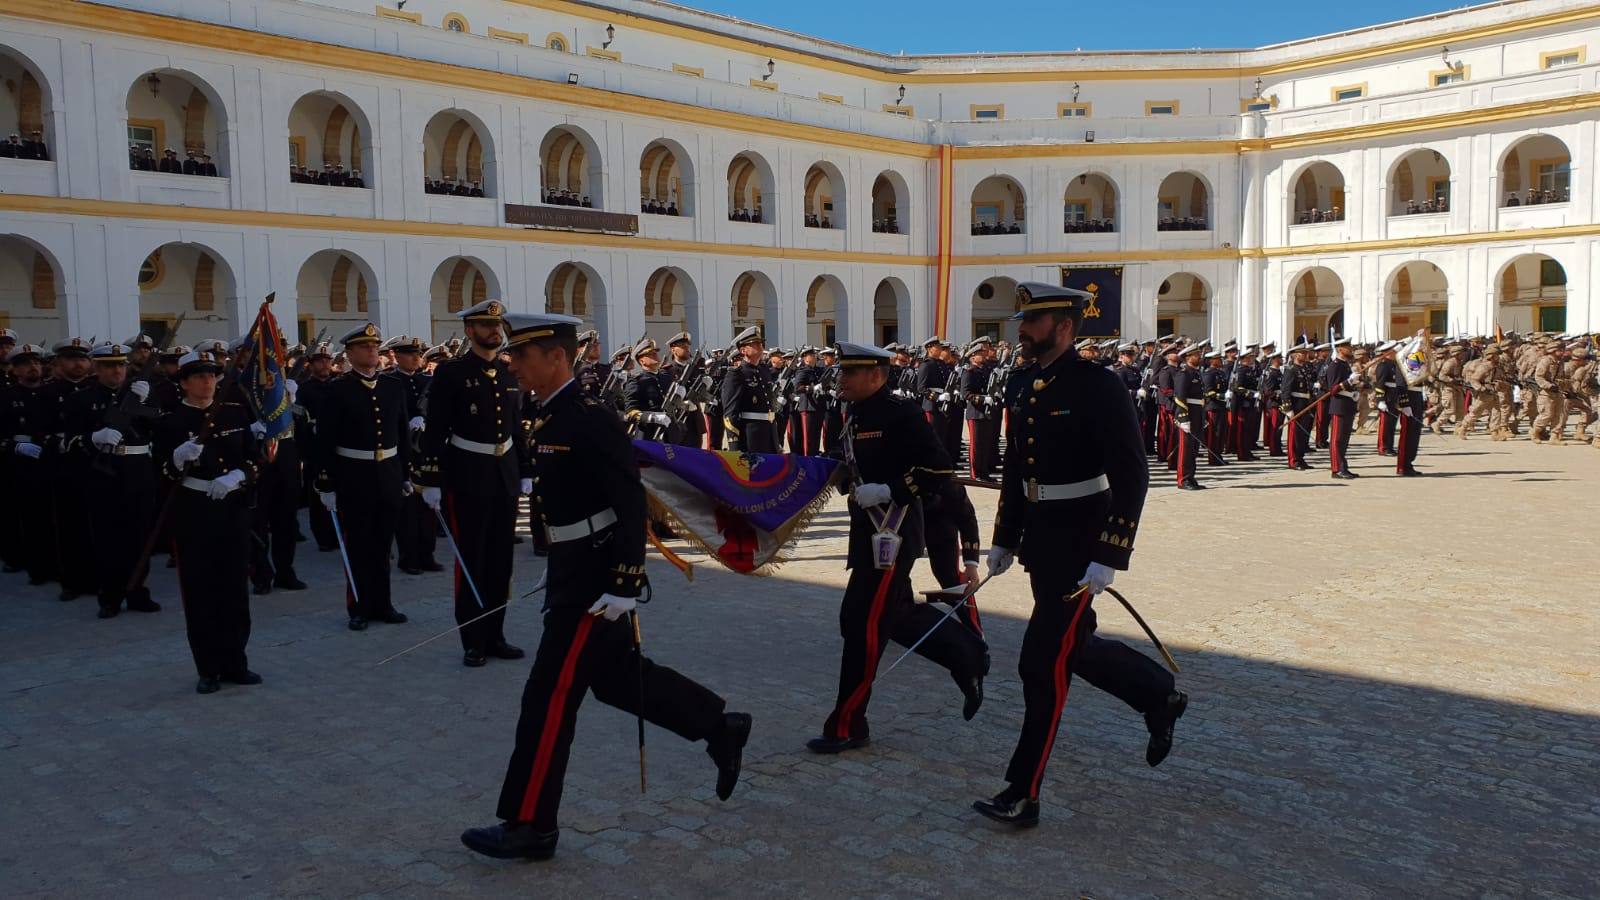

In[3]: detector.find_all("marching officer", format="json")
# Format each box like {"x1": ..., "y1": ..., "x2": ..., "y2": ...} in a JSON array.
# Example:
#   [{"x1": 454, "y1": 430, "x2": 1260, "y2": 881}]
[
  {"x1": 806, "y1": 341, "x2": 988, "y2": 755},
  {"x1": 315, "y1": 323, "x2": 412, "y2": 630},
  {"x1": 962, "y1": 341, "x2": 999, "y2": 482},
  {"x1": 248, "y1": 356, "x2": 307, "y2": 597},
  {"x1": 622, "y1": 338, "x2": 675, "y2": 441},
  {"x1": 153, "y1": 350, "x2": 263, "y2": 694},
  {"x1": 720, "y1": 326, "x2": 776, "y2": 452},
  {"x1": 64, "y1": 342, "x2": 161, "y2": 617},
  {"x1": 1324, "y1": 338, "x2": 1359, "y2": 479},
  {"x1": 575, "y1": 331, "x2": 608, "y2": 399},
  {"x1": 416, "y1": 300, "x2": 530, "y2": 667},
  {"x1": 663, "y1": 332, "x2": 705, "y2": 449},
  {"x1": 1227, "y1": 345, "x2": 1262, "y2": 461},
  {"x1": 385, "y1": 336, "x2": 441, "y2": 575},
  {"x1": 39, "y1": 337, "x2": 98, "y2": 601},
  {"x1": 978, "y1": 283, "x2": 1182, "y2": 827},
  {"x1": 461, "y1": 312, "x2": 751, "y2": 862},
  {"x1": 1282, "y1": 343, "x2": 1316, "y2": 470},
  {"x1": 0, "y1": 344, "x2": 52, "y2": 582},
  {"x1": 1173, "y1": 344, "x2": 1206, "y2": 489}
]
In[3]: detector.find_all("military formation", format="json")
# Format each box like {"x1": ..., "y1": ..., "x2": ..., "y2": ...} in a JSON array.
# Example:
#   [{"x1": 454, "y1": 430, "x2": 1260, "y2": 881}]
[{"x1": 1, "y1": 286, "x2": 1592, "y2": 859}]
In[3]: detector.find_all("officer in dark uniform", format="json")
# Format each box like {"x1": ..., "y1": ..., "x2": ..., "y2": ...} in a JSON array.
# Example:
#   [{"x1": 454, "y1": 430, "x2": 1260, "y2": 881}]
[
  {"x1": 1228, "y1": 346, "x2": 1262, "y2": 461},
  {"x1": 719, "y1": 326, "x2": 775, "y2": 452},
  {"x1": 663, "y1": 332, "x2": 705, "y2": 449},
  {"x1": 962, "y1": 342, "x2": 998, "y2": 482},
  {"x1": 806, "y1": 341, "x2": 988, "y2": 755},
  {"x1": 790, "y1": 346, "x2": 822, "y2": 455},
  {"x1": 1259, "y1": 346, "x2": 1284, "y2": 456},
  {"x1": 977, "y1": 283, "x2": 1183, "y2": 827},
  {"x1": 244, "y1": 347, "x2": 307, "y2": 596},
  {"x1": 461, "y1": 312, "x2": 751, "y2": 862},
  {"x1": 1201, "y1": 350, "x2": 1230, "y2": 467},
  {"x1": 39, "y1": 337, "x2": 97, "y2": 600},
  {"x1": 622, "y1": 338, "x2": 674, "y2": 441},
  {"x1": 154, "y1": 351, "x2": 264, "y2": 695},
  {"x1": 0, "y1": 344, "x2": 51, "y2": 581},
  {"x1": 63, "y1": 343, "x2": 161, "y2": 618},
  {"x1": 149, "y1": 344, "x2": 188, "y2": 412},
  {"x1": 315, "y1": 323, "x2": 413, "y2": 630},
  {"x1": 768, "y1": 347, "x2": 796, "y2": 450},
  {"x1": 1154, "y1": 344, "x2": 1181, "y2": 469},
  {"x1": 575, "y1": 331, "x2": 609, "y2": 400},
  {"x1": 1282, "y1": 343, "x2": 1315, "y2": 470},
  {"x1": 1373, "y1": 340, "x2": 1400, "y2": 457},
  {"x1": 1373, "y1": 341, "x2": 1422, "y2": 475},
  {"x1": 1313, "y1": 344, "x2": 1333, "y2": 449},
  {"x1": 1111, "y1": 344, "x2": 1142, "y2": 404},
  {"x1": 297, "y1": 343, "x2": 339, "y2": 551},
  {"x1": 817, "y1": 347, "x2": 844, "y2": 456},
  {"x1": 384, "y1": 336, "x2": 441, "y2": 575},
  {"x1": 921, "y1": 479, "x2": 985, "y2": 637},
  {"x1": 1173, "y1": 345, "x2": 1206, "y2": 489},
  {"x1": 914, "y1": 336, "x2": 950, "y2": 437},
  {"x1": 1324, "y1": 338, "x2": 1359, "y2": 479},
  {"x1": 416, "y1": 300, "x2": 530, "y2": 667}
]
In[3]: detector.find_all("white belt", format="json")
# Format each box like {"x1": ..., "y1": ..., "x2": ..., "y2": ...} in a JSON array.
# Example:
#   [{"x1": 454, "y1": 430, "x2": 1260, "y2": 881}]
[
  {"x1": 337, "y1": 446, "x2": 398, "y2": 461},
  {"x1": 1290, "y1": 392, "x2": 1310, "y2": 399},
  {"x1": 450, "y1": 434, "x2": 513, "y2": 456},
  {"x1": 181, "y1": 476, "x2": 215, "y2": 493},
  {"x1": 11, "y1": 434, "x2": 32, "y2": 442},
  {"x1": 110, "y1": 444, "x2": 151, "y2": 456},
  {"x1": 738, "y1": 412, "x2": 774, "y2": 422},
  {"x1": 1025, "y1": 474, "x2": 1111, "y2": 502},
  {"x1": 545, "y1": 508, "x2": 618, "y2": 544}
]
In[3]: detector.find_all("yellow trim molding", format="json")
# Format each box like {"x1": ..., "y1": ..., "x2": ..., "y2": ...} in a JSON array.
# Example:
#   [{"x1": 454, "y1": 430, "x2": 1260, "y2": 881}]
[
  {"x1": 1248, "y1": 91, "x2": 1600, "y2": 151},
  {"x1": 672, "y1": 63, "x2": 704, "y2": 77},
  {"x1": 748, "y1": 78, "x2": 777, "y2": 91},
  {"x1": 955, "y1": 140, "x2": 1238, "y2": 160},
  {"x1": 817, "y1": 92, "x2": 844, "y2": 104},
  {"x1": 586, "y1": 46, "x2": 621, "y2": 62},
  {"x1": 1540, "y1": 46, "x2": 1587, "y2": 69},
  {"x1": 374, "y1": 5, "x2": 421, "y2": 25},
  {"x1": 487, "y1": 27, "x2": 528, "y2": 44}
]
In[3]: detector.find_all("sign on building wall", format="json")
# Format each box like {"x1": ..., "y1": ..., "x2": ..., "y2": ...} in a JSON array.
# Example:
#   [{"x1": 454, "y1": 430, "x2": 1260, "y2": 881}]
[{"x1": 1060, "y1": 266, "x2": 1122, "y2": 337}]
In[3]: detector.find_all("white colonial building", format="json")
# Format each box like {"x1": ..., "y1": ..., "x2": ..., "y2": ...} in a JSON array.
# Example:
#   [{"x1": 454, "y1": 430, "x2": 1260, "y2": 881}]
[{"x1": 1, "y1": 0, "x2": 1596, "y2": 350}]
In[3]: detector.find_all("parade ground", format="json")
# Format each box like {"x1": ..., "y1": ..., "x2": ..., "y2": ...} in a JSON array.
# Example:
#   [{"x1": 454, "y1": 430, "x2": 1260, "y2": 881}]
[{"x1": 3, "y1": 435, "x2": 1597, "y2": 899}]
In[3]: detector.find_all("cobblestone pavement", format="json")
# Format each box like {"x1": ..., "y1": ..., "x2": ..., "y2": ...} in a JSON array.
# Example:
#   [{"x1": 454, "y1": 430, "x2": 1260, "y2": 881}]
[{"x1": 3, "y1": 435, "x2": 1598, "y2": 898}]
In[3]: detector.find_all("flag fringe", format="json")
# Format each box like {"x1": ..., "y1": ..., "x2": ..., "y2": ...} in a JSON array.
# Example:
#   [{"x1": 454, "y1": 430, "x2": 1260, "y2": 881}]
[{"x1": 642, "y1": 466, "x2": 844, "y2": 577}]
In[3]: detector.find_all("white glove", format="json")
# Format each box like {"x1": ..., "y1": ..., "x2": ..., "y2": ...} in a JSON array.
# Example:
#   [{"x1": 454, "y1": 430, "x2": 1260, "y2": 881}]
[
  {"x1": 249, "y1": 421, "x2": 267, "y2": 437},
  {"x1": 852, "y1": 482, "x2": 892, "y2": 507},
  {"x1": 1081, "y1": 561, "x2": 1116, "y2": 596},
  {"x1": 208, "y1": 468, "x2": 246, "y2": 499},
  {"x1": 1136, "y1": 388, "x2": 1148, "y2": 400},
  {"x1": 986, "y1": 546, "x2": 1015, "y2": 578},
  {"x1": 421, "y1": 486, "x2": 442, "y2": 510},
  {"x1": 1378, "y1": 401, "x2": 1388, "y2": 412},
  {"x1": 409, "y1": 416, "x2": 425, "y2": 432},
  {"x1": 319, "y1": 491, "x2": 337, "y2": 512},
  {"x1": 172, "y1": 439, "x2": 204, "y2": 467},
  {"x1": 520, "y1": 477, "x2": 533, "y2": 495},
  {"x1": 963, "y1": 562, "x2": 980, "y2": 585},
  {"x1": 1224, "y1": 390, "x2": 1234, "y2": 403},
  {"x1": 1178, "y1": 420, "x2": 1192, "y2": 434},
  {"x1": 1346, "y1": 372, "x2": 1361, "y2": 386},
  {"x1": 284, "y1": 378, "x2": 298, "y2": 403},
  {"x1": 129, "y1": 380, "x2": 150, "y2": 401},
  {"x1": 588, "y1": 593, "x2": 637, "y2": 621},
  {"x1": 91, "y1": 427, "x2": 124, "y2": 450},
  {"x1": 938, "y1": 392, "x2": 952, "y2": 403},
  {"x1": 401, "y1": 480, "x2": 414, "y2": 497},
  {"x1": 14, "y1": 441, "x2": 42, "y2": 459}
]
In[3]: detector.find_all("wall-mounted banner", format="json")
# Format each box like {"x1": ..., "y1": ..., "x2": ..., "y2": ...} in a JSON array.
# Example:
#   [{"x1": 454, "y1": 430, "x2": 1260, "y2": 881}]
[{"x1": 1060, "y1": 266, "x2": 1122, "y2": 337}]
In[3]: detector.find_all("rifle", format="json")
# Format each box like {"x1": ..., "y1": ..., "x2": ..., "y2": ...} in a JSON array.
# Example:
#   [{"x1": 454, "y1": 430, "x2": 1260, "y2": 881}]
[
  {"x1": 89, "y1": 382, "x2": 162, "y2": 478},
  {"x1": 157, "y1": 312, "x2": 188, "y2": 352}
]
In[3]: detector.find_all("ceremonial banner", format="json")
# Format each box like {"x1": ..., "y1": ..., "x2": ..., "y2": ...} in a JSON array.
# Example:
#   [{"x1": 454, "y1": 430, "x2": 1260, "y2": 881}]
[
  {"x1": 633, "y1": 441, "x2": 844, "y2": 576},
  {"x1": 242, "y1": 299, "x2": 294, "y2": 439},
  {"x1": 1060, "y1": 266, "x2": 1122, "y2": 337}
]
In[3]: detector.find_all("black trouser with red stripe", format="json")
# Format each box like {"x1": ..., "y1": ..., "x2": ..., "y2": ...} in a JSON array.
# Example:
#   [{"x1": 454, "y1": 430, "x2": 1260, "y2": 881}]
[
  {"x1": 923, "y1": 515, "x2": 984, "y2": 637},
  {"x1": 1264, "y1": 406, "x2": 1284, "y2": 455},
  {"x1": 1377, "y1": 410, "x2": 1396, "y2": 454},
  {"x1": 445, "y1": 489, "x2": 515, "y2": 652},
  {"x1": 1205, "y1": 409, "x2": 1226, "y2": 464},
  {"x1": 1329, "y1": 412, "x2": 1353, "y2": 474},
  {"x1": 798, "y1": 410, "x2": 823, "y2": 456},
  {"x1": 494, "y1": 605, "x2": 726, "y2": 830},
  {"x1": 1175, "y1": 419, "x2": 1199, "y2": 483},
  {"x1": 823, "y1": 553, "x2": 988, "y2": 741},
  {"x1": 1287, "y1": 403, "x2": 1311, "y2": 466}
]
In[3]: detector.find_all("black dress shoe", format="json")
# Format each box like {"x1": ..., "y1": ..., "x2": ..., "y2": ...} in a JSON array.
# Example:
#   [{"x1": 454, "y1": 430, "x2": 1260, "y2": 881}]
[
  {"x1": 294, "y1": 532, "x2": 307, "y2": 543},
  {"x1": 347, "y1": 616, "x2": 368, "y2": 632},
  {"x1": 97, "y1": 606, "x2": 119, "y2": 619},
  {"x1": 252, "y1": 582, "x2": 272, "y2": 596},
  {"x1": 418, "y1": 561, "x2": 445, "y2": 573},
  {"x1": 1398, "y1": 466, "x2": 1423, "y2": 476},
  {"x1": 1331, "y1": 470, "x2": 1356, "y2": 480},
  {"x1": 1145, "y1": 691, "x2": 1188, "y2": 767},
  {"x1": 1341, "y1": 469, "x2": 1359, "y2": 478},
  {"x1": 489, "y1": 641, "x2": 525, "y2": 660},
  {"x1": 972, "y1": 791, "x2": 1040, "y2": 828},
  {"x1": 1293, "y1": 462, "x2": 1313, "y2": 470},
  {"x1": 1177, "y1": 480, "x2": 1205, "y2": 490},
  {"x1": 398, "y1": 564, "x2": 423, "y2": 576},
  {"x1": 805, "y1": 734, "x2": 869, "y2": 754},
  {"x1": 221, "y1": 669, "x2": 263, "y2": 686},
  {"x1": 376, "y1": 609, "x2": 408, "y2": 624},
  {"x1": 126, "y1": 598, "x2": 162, "y2": 613},
  {"x1": 956, "y1": 673, "x2": 984, "y2": 721},
  {"x1": 463, "y1": 648, "x2": 488, "y2": 667},
  {"x1": 196, "y1": 676, "x2": 221, "y2": 695},
  {"x1": 706, "y1": 712, "x2": 752, "y2": 801},
  {"x1": 460, "y1": 822, "x2": 559, "y2": 861},
  {"x1": 274, "y1": 575, "x2": 307, "y2": 591}
]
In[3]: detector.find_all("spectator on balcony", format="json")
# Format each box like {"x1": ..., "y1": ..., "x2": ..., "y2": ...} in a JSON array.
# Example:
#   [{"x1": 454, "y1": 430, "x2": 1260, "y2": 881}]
[
  {"x1": 201, "y1": 154, "x2": 218, "y2": 178},
  {"x1": 182, "y1": 150, "x2": 200, "y2": 176},
  {"x1": 666, "y1": 201, "x2": 678, "y2": 216},
  {"x1": 0, "y1": 134, "x2": 21, "y2": 158},
  {"x1": 159, "y1": 148, "x2": 182, "y2": 174},
  {"x1": 349, "y1": 169, "x2": 365, "y2": 189},
  {"x1": 27, "y1": 131, "x2": 48, "y2": 161},
  {"x1": 471, "y1": 181, "x2": 485, "y2": 198},
  {"x1": 1504, "y1": 192, "x2": 1520, "y2": 207}
]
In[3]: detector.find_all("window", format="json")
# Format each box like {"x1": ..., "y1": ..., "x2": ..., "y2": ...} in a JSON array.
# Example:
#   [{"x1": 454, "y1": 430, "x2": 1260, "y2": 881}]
[
  {"x1": 1537, "y1": 305, "x2": 1567, "y2": 331},
  {"x1": 1540, "y1": 259, "x2": 1567, "y2": 287},
  {"x1": 673, "y1": 64, "x2": 705, "y2": 77},
  {"x1": 882, "y1": 104, "x2": 914, "y2": 117},
  {"x1": 973, "y1": 204, "x2": 1001, "y2": 227},
  {"x1": 375, "y1": 6, "x2": 422, "y2": 24},
  {"x1": 970, "y1": 105, "x2": 1005, "y2": 120},
  {"x1": 1427, "y1": 308, "x2": 1447, "y2": 335},
  {"x1": 1241, "y1": 100, "x2": 1273, "y2": 113},
  {"x1": 1532, "y1": 159, "x2": 1571, "y2": 197},
  {"x1": 1156, "y1": 317, "x2": 1176, "y2": 336},
  {"x1": 1427, "y1": 177, "x2": 1450, "y2": 207},
  {"x1": 138, "y1": 251, "x2": 165, "y2": 291},
  {"x1": 1145, "y1": 100, "x2": 1178, "y2": 116},
  {"x1": 1063, "y1": 202, "x2": 1088, "y2": 224},
  {"x1": 288, "y1": 137, "x2": 306, "y2": 168},
  {"x1": 128, "y1": 121, "x2": 161, "y2": 155},
  {"x1": 1540, "y1": 47, "x2": 1585, "y2": 69},
  {"x1": 1157, "y1": 196, "x2": 1177, "y2": 218},
  {"x1": 1058, "y1": 103, "x2": 1091, "y2": 118},
  {"x1": 546, "y1": 33, "x2": 569, "y2": 52},
  {"x1": 1430, "y1": 66, "x2": 1468, "y2": 86},
  {"x1": 1331, "y1": 83, "x2": 1367, "y2": 102},
  {"x1": 297, "y1": 315, "x2": 315, "y2": 347},
  {"x1": 442, "y1": 13, "x2": 469, "y2": 33}
]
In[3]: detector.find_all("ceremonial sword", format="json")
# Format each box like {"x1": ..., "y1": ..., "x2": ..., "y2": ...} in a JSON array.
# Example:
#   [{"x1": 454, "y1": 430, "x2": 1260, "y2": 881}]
[{"x1": 877, "y1": 573, "x2": 997, "y2": 680}]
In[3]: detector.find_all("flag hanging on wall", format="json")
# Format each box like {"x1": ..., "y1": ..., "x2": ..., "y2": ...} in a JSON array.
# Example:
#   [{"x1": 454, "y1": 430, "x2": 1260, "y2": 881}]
[{"x1": 1061, "y1": 266, "x2": 1123, "y2": 337}]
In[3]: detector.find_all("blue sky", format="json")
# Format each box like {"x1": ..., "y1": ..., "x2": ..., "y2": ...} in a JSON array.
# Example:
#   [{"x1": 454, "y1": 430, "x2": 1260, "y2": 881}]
[{"x1": 689, "y1": 0, "x2": 1476, "y2": 53}]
